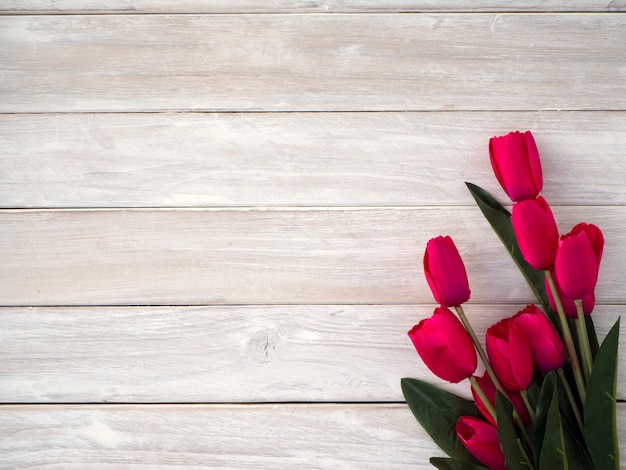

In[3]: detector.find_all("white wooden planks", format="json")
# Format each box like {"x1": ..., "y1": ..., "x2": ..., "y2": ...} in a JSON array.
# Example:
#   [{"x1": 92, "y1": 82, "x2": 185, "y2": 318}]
[
  {"x1": 0, "y1": 305, "x2": 623, "y2": 404},
  {"x1": 1, "y1": 111, "x2": 625, "y2": 208},
  {"x1": 1, "y1": 14, "x2": 625, "y2": 112},
  {"x1": 1, "y1": 207, "x2": 625, "y2": 306}
]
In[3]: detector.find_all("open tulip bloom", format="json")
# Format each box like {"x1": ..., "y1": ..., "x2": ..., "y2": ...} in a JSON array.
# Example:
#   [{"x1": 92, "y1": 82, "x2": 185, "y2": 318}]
[{"x1": 402, "y1": 130, "x2": 620, "y2": 470}]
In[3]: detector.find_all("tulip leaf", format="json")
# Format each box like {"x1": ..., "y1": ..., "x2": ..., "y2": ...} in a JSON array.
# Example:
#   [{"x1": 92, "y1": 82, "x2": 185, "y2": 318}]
[
  {"x1": 429, "y1": 457, "x2": 489, "y2": 470},
  {"x1": 401, "y1": 378, "x2": 482, "y2": 463},
  {"x1": 495, "y1": 392, "x2": 530, "y2": 470},
  {"x1": 584, "y1": 315, "x2": 600, "y2": 360},
  {"x1": 465, "y1": 182, "x2": 550, "y2": 313},
  {"x1": 584, "y1": 317, "x2": 620, "y2": 470},
  {"x1": 535, "y1": 371, "x2": 568, "y2": 470}
]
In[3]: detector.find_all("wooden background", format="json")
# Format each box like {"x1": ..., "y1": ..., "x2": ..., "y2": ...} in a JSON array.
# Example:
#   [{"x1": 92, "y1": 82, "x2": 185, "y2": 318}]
[{"x1": 1, "y1": 1, "x2": 626, "y2": 468}]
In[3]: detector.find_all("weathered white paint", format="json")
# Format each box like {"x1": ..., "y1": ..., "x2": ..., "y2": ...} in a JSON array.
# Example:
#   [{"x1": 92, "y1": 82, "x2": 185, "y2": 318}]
[
  {"x1": 1, "y1": 111, "x2": 625, "y2": 208},
  {"x1": 1, "y1": 14, "x2": 625, "y2": 112},
  {"x1": 0, "y1": 305, "x2": 623, "y2": 403}
]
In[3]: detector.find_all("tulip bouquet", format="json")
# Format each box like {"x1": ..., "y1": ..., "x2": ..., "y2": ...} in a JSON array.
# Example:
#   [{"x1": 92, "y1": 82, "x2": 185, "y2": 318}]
[{"x1": 402, "y1": 131, "x2": 620, "y2": 470}]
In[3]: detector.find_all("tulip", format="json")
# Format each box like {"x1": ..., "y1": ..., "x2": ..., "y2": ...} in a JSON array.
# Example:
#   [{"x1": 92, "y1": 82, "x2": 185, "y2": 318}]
[
  {"x1": 456, "y1": 416, "x2": 506, "y2": 470},
  {"x1": 489, "y1": 130, "x2": 542, "y2": 202},
  {"x1": 408, "y1": 307, "x2": 477, "y2": 383},
  {"x1": 471, "y1": 371, "x2": 531, "y2": 426},
  {"x1": 554, "y1": 223, "x2": 604, "y2": 300},
  {"x1": 424, "y1": 236, "x2": 471, "y2": 307},
  {"x1": 545, "y1": 276, "x2": 595, "y2": 318},
  {"x1": 511, "y1": 196, "x2": 559, "y2": 270},
  {"x1": 513, "y1": 305, "x2": 565, "y2": 373},
  {"x1": 486, "y1": 317, "x2": 533, "y2": 391}
]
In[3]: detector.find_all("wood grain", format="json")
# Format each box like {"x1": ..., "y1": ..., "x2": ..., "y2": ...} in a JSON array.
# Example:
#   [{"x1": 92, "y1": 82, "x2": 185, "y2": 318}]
[
  {"x1": 0, "y1": 304, "x2": 623, "y2": 403},
  {"x1": 1, "y1": 14, "x2": 625, "y2": 112},
  {"x1": 1, "y1": 207, "x2": 624, "y2": 306},
  {"x1": 1, "y1": 0, "x2": 624, "y2": 13},
  {"x1": 2, "y1": 111, "x2": 625, "y2": 208}
]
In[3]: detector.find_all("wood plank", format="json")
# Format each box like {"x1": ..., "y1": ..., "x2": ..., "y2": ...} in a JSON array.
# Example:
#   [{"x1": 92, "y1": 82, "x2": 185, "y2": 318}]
[
  {"x1": 1, "y1": 207, "x2": 624, "y2": 306},
  {"x1": 1, "y1": 403, "x2": 626, "y2": 469},
  {"x1": 1, "y1": 304, "x2": 623, "y2": 403},
  {"x1": 1, "y1": 14, "x2": 625, "y2": 112},
  {"x1": 2, "y1": 0, "x2": 624, "y2": 13},
  {"x1": 2, "y1": 111, "x2": 625, "y2": 208}
]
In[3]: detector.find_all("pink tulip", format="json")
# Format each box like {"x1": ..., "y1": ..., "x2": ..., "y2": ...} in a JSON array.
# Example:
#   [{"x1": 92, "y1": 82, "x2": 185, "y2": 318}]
[
  {"x1": 545, "y1": 276, "x2": 595, "y2": 318},
  {"x1": 424, "y1": 236, "x2": 471, "y2": 307},
  {"x1": 471, "y1": 371, "x2": 531, "y2": 426},
  {"x1": 513, "y1": 305, "x2": 565, "y2": 374},
  {"x1": 456, "y1": 416, "x2": 506, "y2": 470},
  {"x1": 554, "y1": 223, "x2": 604, "y2": 300},
  {"x1": 511, "y1": 196, "x2": 559, "y2": 270},
  {"x1": 489, "y1": 130, "x2": 542, "y2": 202},
  {"x1": 486, "y1": 317, "x2": 533, "y2": 391},
  {"x1": 408, "y1": 307, "x2": 477, "y2": 383}
]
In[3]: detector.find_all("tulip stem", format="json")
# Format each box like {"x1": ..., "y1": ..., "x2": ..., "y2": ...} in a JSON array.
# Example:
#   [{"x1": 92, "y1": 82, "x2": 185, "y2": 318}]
[
  {"x1": 557, "y1": 367, "x2": 584, "y2": 434},
  {"x1": 469, "y1": 376, "x2": 497, "y2": 425},
  {"x1": 519, "y1": 390, "x2": 536, "y2": 424},
  {"x1": 575, "y1": 299, "x2": 594, "y2": 381},
  {"x1": 545, "y1": 270, "x2": 587, "y2": 403}
]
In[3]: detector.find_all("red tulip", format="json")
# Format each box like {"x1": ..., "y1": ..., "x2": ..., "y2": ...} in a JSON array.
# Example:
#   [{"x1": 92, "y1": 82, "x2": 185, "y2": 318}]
[
  {"x1": 471, "y1": 371, "x2": 531, "y2": 426},
  {"x1": 554, "y1": 223, "x2": 604, "y2": 300},
  {"x1": 489, "y1": 130, "x2": 542, "y2": 202},
  {"x1": 408, "y1": 307, "x2": 477, "y2": 383},
  {"x1": 424, "y1": 236, "x2": 471, "y2": 307},
  {"x1": 513, "y1": 305, "x2": 565, "y2": 374},
  {"x1": 486, "y1": 317, "x2": 533, "y2": 391},
  {"x1": 545, "y1": 276, "x2": 595, "y2": 318},
  {"x1": 456, "y1": 417, "x2": 506, "y2": 470},
  {"x1": 511, "y1": 196, "x2": 559, "y2": 270}
]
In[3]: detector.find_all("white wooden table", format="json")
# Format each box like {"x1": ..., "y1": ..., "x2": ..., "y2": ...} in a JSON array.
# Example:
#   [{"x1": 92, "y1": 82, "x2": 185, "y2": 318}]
[{"x1": 1, "y1": 1, "x2": 625, "y2": 468}]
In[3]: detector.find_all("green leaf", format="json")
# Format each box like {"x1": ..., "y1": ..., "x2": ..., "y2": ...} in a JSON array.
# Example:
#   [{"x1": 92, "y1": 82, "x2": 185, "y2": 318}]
[
  {"x1": 495, "y1": 392, "x2": 530, "y2": 470},
  {"x1": 465, "y1": 182, "x2": 550, "y2": 314},
  {"x1": 401, "y1": 378, "x2": 482, "y2": 462},
  {"x1": 430, "y1": 457, "x2": 489, "y2": 470},
  {"x1": 584, "y1": 317, "x2": 621, "y2": 470},
  {"x1": 585, "y1": 315, "x2": 600, "y2": 360},
  {"x1": 537, "y1": 371, "x2": 568, "y2": 470}
]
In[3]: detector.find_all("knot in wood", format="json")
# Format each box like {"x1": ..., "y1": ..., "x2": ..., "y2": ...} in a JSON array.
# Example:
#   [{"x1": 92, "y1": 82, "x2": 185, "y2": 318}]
[{"x1": 248, "y1": 330, "x2": 281, "y2": 364}]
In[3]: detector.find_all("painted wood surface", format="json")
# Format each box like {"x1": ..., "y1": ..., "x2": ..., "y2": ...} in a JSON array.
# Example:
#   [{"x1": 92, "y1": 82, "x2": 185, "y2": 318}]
[
  {"x1": 2, "y1": 111, "x2": 625, "y2": 208},
  {"x1": 1, "y1": 14, "x2": 625, "y2": 113}
]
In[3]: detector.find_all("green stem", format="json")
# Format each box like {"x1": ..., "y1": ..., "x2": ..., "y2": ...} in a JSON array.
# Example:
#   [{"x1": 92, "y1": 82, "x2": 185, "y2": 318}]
[
  {"x1": 520, "y1": 390, "x2": 536, "y2": 424},
  {"x1": 575, "y1": 299, "x2": 594, "y2": 381},
  {"x1": 544, "y1": 270, "x2": 587, "y2": 403},
  {"x1": 469, "y1": 376, "x2": 497, "y2": 424},
  {"x1": 557, "y1": 367, "x2": 584, "y2": 434}
]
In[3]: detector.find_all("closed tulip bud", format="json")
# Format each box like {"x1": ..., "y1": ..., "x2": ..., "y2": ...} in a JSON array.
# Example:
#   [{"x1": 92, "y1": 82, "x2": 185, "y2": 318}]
[
  {"x1": 456, "y1": 417, "x2": 506, "y2": 470},
  {"x1": 554, "y1": 223, "x2": 604, "y2": 300},
  {"x1": 489, "y1": 130, "x2": 542, "y2": 202},
  {"x1": 471, "y1": 371, "x2": 531, "y2": 426},
  {"x1": 511, "y1": 196, "x2": 559, "y2": 270},
  {"x1": 545, "y1": 276, "x2": 595, "y2": 318},
  {"x1": 513, "y1": 305, "x2": 565, "y2": 374},
  {"x1": 486, "y1": 317, "x2": 533, "y2": 391},
  {"x1": 424, "y1": 236, "x2": 471, "y2": 307},
  {"x1": 408, "y1": 307, "x2": 477, "y2": 383}
]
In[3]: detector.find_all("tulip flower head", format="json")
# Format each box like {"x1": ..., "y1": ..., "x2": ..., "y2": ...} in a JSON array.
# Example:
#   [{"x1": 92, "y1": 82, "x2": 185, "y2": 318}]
[
  {"x1": 486, "y1": 317, "x2": 533, "y2": 391},
  {"x1": 511, "y1": 196, "x2": 559, "y2": 270},
  {"x1": 424, "y1": 236, "x2": 471, "y2": 307},
  {"x1": 408, "y1": 307, "x2": 477, "y2": 383},
  {"x1": 471, "y1": 371, "x2": 531, "y2": 427},
  {"x1": 489, "y1": 130, "x2": 542, "y2": 202},
  {"x1": 545, "y1": 276, "x2": 595, "y2": 318},
  {"x1": 513, "y1": 305, "x2": 565, "y2": 374},
  {"x1": 555, "y1": 223, "x2": 604, "y2": 300},
  {"x1": 456, "y1": 416, "x2": 506, "y2": 470}
]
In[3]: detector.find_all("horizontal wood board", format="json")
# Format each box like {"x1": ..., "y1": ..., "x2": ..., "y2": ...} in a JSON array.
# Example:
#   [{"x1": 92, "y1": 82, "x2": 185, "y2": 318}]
[
  {"x1": 1, "y1": 14, "x2": 625, "y2": 112},
  {"x1": 2, "y1": 111, "x2": 625, "y2": 208}
]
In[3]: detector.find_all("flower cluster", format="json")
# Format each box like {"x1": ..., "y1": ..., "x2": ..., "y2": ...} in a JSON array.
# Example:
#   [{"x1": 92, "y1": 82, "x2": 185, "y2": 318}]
[{"x1": 403, "y1": 131, "x2": 619, "y2": 470}]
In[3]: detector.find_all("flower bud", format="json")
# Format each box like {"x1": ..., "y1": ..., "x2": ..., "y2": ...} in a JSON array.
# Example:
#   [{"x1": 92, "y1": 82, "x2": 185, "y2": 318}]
[
  {"x1": 511, "y1": 196, "x2": 559, "y2": 270},
  {"x1": 408, "y1": 307, "x2": 477, "y2": 383},
  {"x1": 545, "y1": 276, "x2": 595, "y2": 318},
  {"x1": 424, "y1": 236, "x2": 471, "y2": 307},
  {"x1": 486, "y1": 317, "x2": 533, "y2": 391},
  {"x1": 513, "y1": 305, "x2": 565, "y2": 374},
  {"x1": 456, "y1": 416, "x2": 506, "y2": 470},
  {"x1": 489, "y1": 130, "x2": 542, "y2": 202},
  {"x1": 554, "y1": 223, "x2": 604, "y2": 300}
]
